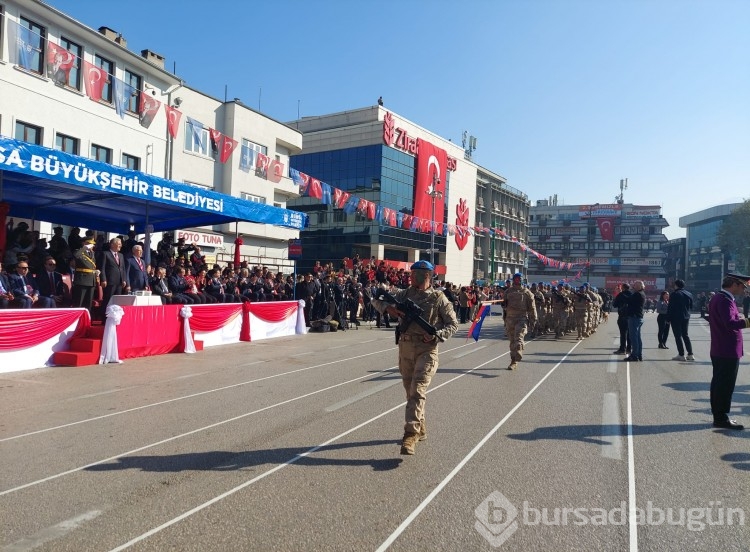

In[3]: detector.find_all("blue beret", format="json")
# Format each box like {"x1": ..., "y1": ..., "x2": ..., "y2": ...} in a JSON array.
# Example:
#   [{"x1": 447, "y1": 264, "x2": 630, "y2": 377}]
[{"x1": 410, "y1": 260, "x2": 434, "y2": 271}]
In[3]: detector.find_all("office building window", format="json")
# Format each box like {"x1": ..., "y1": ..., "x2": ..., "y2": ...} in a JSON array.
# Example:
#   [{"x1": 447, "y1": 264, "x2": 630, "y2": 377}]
[
  {"x1": 16, "y1": 17, "x2": 46, "y2": 74},
  {"x1": 91, "y1": 144, "x2": 112, "y2": 163},
  {"x1": 124, "y1": 70, "x2": 142, "y2": 113},
  {"x1": 122, "y1": 153, "x2": 140, "y2": 171},
  {"x1": 55, "y1": 133, "x2": 79, "y2": 154},
  {"x1": 184, "y1": 122, "x2": 210, "y2": 156},
  {"x1": 54, "y1": 37, "x2": 82, "y2": 89},
  {"x1": 239, "y1": 139, "x2": 267, "y2": 170},
  {"x1": 241, "y1": 192, "x2": 266, "y2": 204},
  {"x1": 15, "y1": 121, "x2": 42, "y2": 145},
  {"x1": 94, "y1": 54, "x2": 114, "y2": 103}
]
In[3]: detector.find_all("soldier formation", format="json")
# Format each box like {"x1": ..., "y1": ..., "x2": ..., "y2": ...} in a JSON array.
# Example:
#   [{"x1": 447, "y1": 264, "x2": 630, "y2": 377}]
[{"x1": 500, "y1": 277, "x2": 608, "y2": 370}]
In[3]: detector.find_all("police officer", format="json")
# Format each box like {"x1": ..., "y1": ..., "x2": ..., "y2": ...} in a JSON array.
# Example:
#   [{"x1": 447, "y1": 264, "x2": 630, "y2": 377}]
[
  {"x1": 372, "y1": 260, "x2": 458, "y2": 455},
  {"x1": 504, "y1": 273, "x2": 537, "y2": 370}
]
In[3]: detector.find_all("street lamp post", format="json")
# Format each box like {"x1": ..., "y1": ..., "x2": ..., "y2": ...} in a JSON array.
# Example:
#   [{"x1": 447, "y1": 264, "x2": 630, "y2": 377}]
[
  {"x1": 586, "y1": 202, "x2": 600, "y2": 282},
  {"x1": 426, "y1": 173, "x2": 443, "y2": 267}
]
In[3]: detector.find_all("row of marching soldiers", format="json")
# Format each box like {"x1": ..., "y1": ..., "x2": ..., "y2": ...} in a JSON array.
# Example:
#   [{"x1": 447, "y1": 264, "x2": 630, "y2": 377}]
[{"x1": 527, "y1": 282, "x2": 606, "y2": 340}]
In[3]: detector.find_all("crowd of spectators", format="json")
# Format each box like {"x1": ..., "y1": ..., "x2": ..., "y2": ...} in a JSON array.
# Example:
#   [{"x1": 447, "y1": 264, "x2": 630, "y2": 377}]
[{"x1": 2, "y1": 221, "x2": 507, "y2": 325}]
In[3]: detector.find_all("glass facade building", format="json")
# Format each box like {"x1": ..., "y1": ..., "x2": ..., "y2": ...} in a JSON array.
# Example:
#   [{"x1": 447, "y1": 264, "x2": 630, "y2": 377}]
[{"x1": 289, "y1": 144, "x2": 447, "y2": 271}]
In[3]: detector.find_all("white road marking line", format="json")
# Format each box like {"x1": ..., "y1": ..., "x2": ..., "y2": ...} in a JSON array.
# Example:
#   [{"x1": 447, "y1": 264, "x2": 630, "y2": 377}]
[
  {"x1": 324, "y1": 380, "x2": 401, "y2": 412},
  {"x1": 174, "y1": 372, "x2": 212, "y2": 380},
  {"x1": 375, "y1": 340, "x2": 583, "y2": 552},
  {"x1": 67, "y1": 387, "x2": 139, "y2": 401},
  {"x1": 328, "y1": 344, "x2": 350, "y2": 350},
  {"x1": 452, "y1": 345, "x2": 488, "y2": 359},
  {"x1": 0, "y1": 340, "x2": 479, "y2": 495},
  {"x1": 106, "y1": 351, "x2": 512, "y2": 552},
  {"x1": 2, "y1": 510, "x2": 101, "y2": 552},
  {"x1": 0, "y1": 347, "x2": 396, "y2": 443},
  {"x1": 601, "y1": 392, "x2": 623, "y2": 460},
  {"x1": 626, "y1": 363, "x2": 638, "y2": 552}
]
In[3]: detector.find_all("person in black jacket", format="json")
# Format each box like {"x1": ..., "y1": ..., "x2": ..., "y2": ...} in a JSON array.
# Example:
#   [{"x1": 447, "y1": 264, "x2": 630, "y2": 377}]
[
  {"x1": 612, "y1": 283, "x2": 632, "y2": 354},
  {"x1": 624, "y1": 281, "x2": 646, "y2": 362},
  {"x1": 667, "y1": 279, "x2": 695, "y2": 361}
]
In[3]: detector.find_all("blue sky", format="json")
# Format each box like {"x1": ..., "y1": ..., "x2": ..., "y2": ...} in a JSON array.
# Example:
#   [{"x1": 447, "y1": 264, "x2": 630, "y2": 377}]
[{"x1": 47, "y1": 0, "x2": 749, "y2": 240}]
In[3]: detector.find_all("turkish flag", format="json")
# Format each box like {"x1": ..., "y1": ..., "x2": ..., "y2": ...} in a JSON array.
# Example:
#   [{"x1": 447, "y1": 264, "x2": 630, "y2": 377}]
[
  {"x1": 414, "y1": 138, "x2": 447, "y2": 224},
  {"x1": 139, "y1": 92, "x2": 161, "y2": 128},
  {"x1": 47, "y1": 41, "x2": 76, "y2": 85},
  {"x1": 82, "y1": 60, "x2": 107, "y2": 102},
  {"x1": 164, "y1": 105, "x2": 182, "y2": 139},
  {"x1": 306, "y1": 178, "x2": 323, "y2": 200},
  {"x1": 366, "y1": 201, "x2": 377, "y2": 220},
  {"x1": 336, "y1": 190, "x2": 350, "y2": 209},
  {"x1": 220, "y1": 136, "x2": 238, "y2": 163},
  {"x1": 268, "y1": 159, "x2": 284, "y2": 183},
  {"x1": 597, "y1": 218, "x2": 615, "y2": 241}
]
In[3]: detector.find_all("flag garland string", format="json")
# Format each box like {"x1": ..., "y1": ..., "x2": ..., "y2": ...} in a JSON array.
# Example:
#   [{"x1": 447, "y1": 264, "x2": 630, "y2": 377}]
[{"x1": 288, "y1": 168, "x2": 589, "y2": 273}]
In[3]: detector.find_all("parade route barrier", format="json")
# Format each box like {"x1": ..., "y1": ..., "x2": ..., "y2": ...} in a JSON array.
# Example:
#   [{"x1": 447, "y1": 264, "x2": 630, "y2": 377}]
[
  {"x1": 0, "y1": 308, "x2": 91, "y2": 373},
  {"x1": 0, "y1": 301, "x2": 304, "y2": 373}
]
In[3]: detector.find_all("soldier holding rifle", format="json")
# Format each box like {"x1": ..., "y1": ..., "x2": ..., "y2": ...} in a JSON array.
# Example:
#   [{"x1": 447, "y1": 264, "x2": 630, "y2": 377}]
[{"x1": 372, "y1": 260, "x2": 458, "y2": 456}]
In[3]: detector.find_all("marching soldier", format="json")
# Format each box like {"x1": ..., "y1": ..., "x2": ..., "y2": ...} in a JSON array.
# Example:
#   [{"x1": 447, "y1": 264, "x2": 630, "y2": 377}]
[
  {"x1": 504, "y1": 273, "x2": 537, "y2": 370},
  {"x1": 372, "y1": 260, "x2": 458, "y2": 456}
]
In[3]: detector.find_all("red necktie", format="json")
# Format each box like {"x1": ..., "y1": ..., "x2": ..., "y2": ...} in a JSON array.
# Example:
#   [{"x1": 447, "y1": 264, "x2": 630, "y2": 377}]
[
  {"x1": 138, "y1": 258, "x2": 143, "y2": 270},
  {"x1": 114, "y1": 252, "x2": 119, "y2": 265}
]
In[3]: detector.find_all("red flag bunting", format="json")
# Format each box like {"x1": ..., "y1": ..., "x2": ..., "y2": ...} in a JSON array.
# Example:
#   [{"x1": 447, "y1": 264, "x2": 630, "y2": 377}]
[
  {"x1": 82, "y1": 59, "x2": 108, "y2": 102},
  {"x1": 138, "y1": 92, "x2": 161, "y2": 128},
  {"x1": 220, "y1": 136, "x2": 238, "y2": 163},
  {"x1": 47, "y1": 41, "x2": 75, "y2": 85},
  {"x1": 164, "y1": 105, "x2": 182, "y2": 139}
]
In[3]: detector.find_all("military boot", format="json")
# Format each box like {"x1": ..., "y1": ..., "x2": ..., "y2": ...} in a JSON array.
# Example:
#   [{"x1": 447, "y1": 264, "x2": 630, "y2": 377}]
[
  {"x1": 401, "y1": 432, "x2": 419, "y2": 455},
  {"x1": 419, "y1": 421, "x2": 427, "y2": 441},
  {"x1": 507, "y1": 361, "x2": 518, "y2": 371}
]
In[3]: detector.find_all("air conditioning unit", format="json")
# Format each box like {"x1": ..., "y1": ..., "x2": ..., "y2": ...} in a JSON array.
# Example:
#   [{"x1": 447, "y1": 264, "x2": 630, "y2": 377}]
[
  {"x1": 475, "y1": 247, "x2": 482, "y2": 255},
  {"x1": 477, "y1": 197, "x2": 484, "y2": 208},
  {"x1": 493, "y1": 201, "x2": 500, "y2": 211}
]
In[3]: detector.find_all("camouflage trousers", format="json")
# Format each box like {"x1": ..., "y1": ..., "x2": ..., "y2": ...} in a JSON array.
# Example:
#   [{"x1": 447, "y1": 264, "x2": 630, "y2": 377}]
[
  {"x1": 505, "y1": 316, "x2": 529, "y2": 362},
  {"x1": 398, "y1": 339, "x2": 439, "y2": 435}
]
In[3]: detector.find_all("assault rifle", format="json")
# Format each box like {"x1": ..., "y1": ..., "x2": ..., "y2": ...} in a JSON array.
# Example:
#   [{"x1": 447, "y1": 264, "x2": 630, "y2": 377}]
[{"x1": 375, "y1": 290, "x2": 438, "y2": 344}]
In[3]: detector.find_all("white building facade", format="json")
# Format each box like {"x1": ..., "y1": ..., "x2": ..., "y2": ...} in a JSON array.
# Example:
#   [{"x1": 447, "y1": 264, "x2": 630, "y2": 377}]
[{"x1": 0, "y1": 0, "x2": 302, "y2": 270}]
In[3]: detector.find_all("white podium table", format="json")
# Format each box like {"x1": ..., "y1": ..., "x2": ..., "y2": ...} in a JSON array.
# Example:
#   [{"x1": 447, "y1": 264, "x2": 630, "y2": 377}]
[{"x1": 109, "y1": 295, "x2": 163, "y2": 307}]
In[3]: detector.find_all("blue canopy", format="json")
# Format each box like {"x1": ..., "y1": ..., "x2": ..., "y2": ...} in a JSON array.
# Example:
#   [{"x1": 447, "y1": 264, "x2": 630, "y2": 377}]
[{"x1": 0, "y1": 136, "x2": 307, "y2": 233}]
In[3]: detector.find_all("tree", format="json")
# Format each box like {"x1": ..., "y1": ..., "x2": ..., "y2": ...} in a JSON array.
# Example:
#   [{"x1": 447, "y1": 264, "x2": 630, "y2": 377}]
[{"x1": 718, "y1": 199, "x2": 750, "y2": 274}]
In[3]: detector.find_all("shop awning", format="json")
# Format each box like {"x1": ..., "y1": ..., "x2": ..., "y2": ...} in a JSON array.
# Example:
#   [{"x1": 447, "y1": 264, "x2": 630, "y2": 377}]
[{"x1": 0, "y1": 136, "x2": 307, "y2": 233}]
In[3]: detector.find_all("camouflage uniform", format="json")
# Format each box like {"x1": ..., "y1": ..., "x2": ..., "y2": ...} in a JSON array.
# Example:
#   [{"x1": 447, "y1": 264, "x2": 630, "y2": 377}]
[
  {"x1": 504, "y1": 283, "x2": 537, "y2": 369},
  {"x1": 372, "y1": 284, "x2": 457, "y2": 449}
]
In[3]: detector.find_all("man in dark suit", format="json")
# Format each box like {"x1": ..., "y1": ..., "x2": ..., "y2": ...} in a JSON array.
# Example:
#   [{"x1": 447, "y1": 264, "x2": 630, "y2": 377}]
[
  {"x1": 9, "y1": 261, "x2": 55, "y2": 308},
  {"x1": 667, "y1": 279, "x2": 695, "y2": 361},
  {"x1": 168, "y1": 267, "x2": 196, "y2": 304},
  {"x1": 0, "y1": 261, "x2": 14, "y2": 308},
  {"x1": 707, "y1": 273, "x2": 750, "y2": 430},
  {"x1": 35, "y1": 256, "x2": 67, "y2": 307},
  {"x1": 127, "y1": 244, "x2": 150, "y2": 292},
  {"x1": 150, "y1": 266, "x2": 186, "y2": 305},
  {"x1": 98, "y1": 237, "x2": 129, "y2": 307}
]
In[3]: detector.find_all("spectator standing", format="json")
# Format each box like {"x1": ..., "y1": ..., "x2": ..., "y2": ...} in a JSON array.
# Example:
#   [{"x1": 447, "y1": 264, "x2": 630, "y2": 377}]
[
  {"x1": 624, "y1": 281, "x2": 646, "y2": 362},
  {"x1": 707, "y1": 273, "x2": 750, "y2": 430},
  {"x1": 667, "y1": 279, "x2": 695, "y2": 361},
  {"x1": 656, "y1": 291, "x2": 670, "y2": 349}
]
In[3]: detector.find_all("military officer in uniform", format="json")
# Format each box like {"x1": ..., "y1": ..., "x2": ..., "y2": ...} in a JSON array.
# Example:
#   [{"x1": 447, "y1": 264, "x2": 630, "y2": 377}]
[
  {"x1": 502, "y1": 273, "x2": 536, "y2": 370},
  {"x1": 72, "y1": 238, "x2": 99, "y2": 311},
  {"x1": 372, "y1": 260, "x2": 458, "y2": 456}
]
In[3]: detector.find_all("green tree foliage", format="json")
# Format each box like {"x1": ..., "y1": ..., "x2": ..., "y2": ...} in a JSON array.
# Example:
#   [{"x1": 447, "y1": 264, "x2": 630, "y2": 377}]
[{"x1": 718, "y1": 199, "x2": 750, "y2": 273}]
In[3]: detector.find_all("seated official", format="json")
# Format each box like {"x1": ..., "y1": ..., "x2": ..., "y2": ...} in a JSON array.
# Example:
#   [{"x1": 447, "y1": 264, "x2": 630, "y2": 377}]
[
  {"x1": 168, "y1": 267, "x2": 200, "y2": 304},
  {"x1": 9, "y1": 262, "x2": 55, "y2": 308},
  {"x1": 0, "y1": 261, "x2": 14, "y2": 308},
  {"x1": 204, "y1": 268, "x2": 239, "y2": 303},
  {"x1": 150, "y1": 266, "x2": 188, "y2": 305},
  {"x1": 35, "y1": 256, "x2": 69, "y2": 307}
]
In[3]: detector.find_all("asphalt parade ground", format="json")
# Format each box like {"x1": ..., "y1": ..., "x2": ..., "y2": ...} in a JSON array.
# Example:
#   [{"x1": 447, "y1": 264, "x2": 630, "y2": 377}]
[{"x1": 0, "y1": 312, "x2": 748, "y2": 552}]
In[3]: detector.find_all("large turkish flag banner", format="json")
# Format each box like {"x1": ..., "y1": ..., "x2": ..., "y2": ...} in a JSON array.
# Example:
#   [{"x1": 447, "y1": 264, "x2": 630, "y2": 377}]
[
  {"x1": 413, "y1": 139, "x2": 447, "y2": 224},
  {"x1": 597, "y1": 218, "x2": 615, "y2": 241}
]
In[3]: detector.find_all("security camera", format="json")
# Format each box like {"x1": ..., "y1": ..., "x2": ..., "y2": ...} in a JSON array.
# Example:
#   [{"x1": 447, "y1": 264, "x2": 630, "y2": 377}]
[{"x1": 173, "y1": 97, "x2": 182, "y2": 107}]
